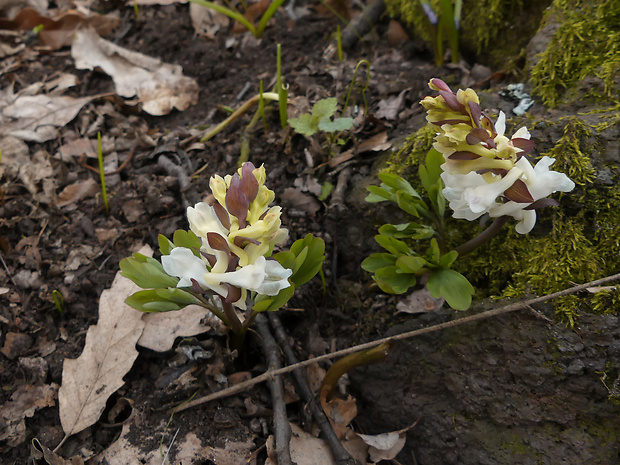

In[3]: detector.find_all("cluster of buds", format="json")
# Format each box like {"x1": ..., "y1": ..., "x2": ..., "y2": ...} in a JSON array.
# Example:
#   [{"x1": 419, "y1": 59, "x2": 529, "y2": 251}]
[
  {"x1": 161, "y1": 162, "x2": 292, "y2": 309},
  {"x1": 421, "y1": 78, "x2": 575, "y2": 234}
]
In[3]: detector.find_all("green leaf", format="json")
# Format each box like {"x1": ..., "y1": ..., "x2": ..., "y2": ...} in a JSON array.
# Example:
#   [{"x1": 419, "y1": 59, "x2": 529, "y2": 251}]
[
  {"x1": 395, "y1": 255, "x2": 427, "y2": 273},
  {"x1": 365, "y1": 185, "x2": 394, "y2": 203},
  {"x1": 419, "y1": 148, "x2": 444, "y2": 193},
  {"x1": 318, "y1": 117, "x2": 354, "y2": 133},
  {"x1": 120, "y1": 254, "x2": 179, "y2": 289},
  {"x1": 253, "y1": 284, "x2": 296, "y2": 312},
  {"x1": 312, "y1": 98, "x2": 338, "y2": 120},
  {"x1": 377, "y1": 172, "x2": 419, "y2": 197},
  {"x1": 318, "y1": 181, "x2": 333, "y2": 201},
  {"x1": 278, "y1": 234, "x2": 326, "y2": 288},
  {"x1": 438, "y1": 250, "x2": 458, "y2": 269},
  {"x1": 125, "y1": 288, "x2": 197, "y2": 313},
  {"x1": 378, "y1": 223, "x2": 435, "y2": 239},
  {"x1": 158, "y1": 234, "x2": 175, "y2": 256},
  {"x1": 374, "y1": 266, "x2": 416, "y2": 294},
  {"x1": 396, "y1": 191, "x2": 427, "y2": 218},
  {"x1": 427, "y1": 269, "x2": 474, "y2": 310},
  {"x1": 361, "y1": 253, "x2": 397, "y2": 273},
  {"x1": 375, "y1": 235, "x2": 411, "y2": 256},
  {"x1": 173, "y1": 230, "x2": 202, "y2": 255},
  {"x1": 425, "y1": 238, "x2": 441, "y2": 265},
  {"x1": 289, "y1": 114, "x2": 318, "y2": 137},
  {"x1": 291, "y1": 239, "x2": 325, "y2": 287}
]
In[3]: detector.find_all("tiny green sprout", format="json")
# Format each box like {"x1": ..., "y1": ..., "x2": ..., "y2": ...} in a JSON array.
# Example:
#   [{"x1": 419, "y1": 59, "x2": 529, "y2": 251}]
[
  {"x1": 32, "y1": 24, "x2": 44, "y2": 35},
  {"x1": 276, "y1": 44, "x2": 288, "y2": 129},
  {"x1": 52, "y1": 290, "x2": 65, "y2": 313},
  {"x1": 289, "y1": 98, "x2": 354, "y2": 138},
  {"x1": 189, "y1": 0, "x2": 287, "y2": 38},
  {"x1": 336, "y1": 25, "x2": 343, "y2": 62},
  {"x1": 96, "y1": 132, "x2": 109, "y2": 216},
  {"x1": 132, "y1": 0, "x2": 140, "y2": 21}
]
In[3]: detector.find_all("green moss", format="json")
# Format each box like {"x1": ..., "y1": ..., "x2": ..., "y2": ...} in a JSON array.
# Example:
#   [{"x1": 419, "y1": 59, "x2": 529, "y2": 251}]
[{"x1": 530, "y1": 0, "x2": 620, "y2": 108}]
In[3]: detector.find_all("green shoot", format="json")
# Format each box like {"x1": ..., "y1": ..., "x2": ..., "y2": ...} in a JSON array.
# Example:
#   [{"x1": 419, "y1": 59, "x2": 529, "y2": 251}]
[
  {"x1": 189, "y1": 0, "x2": 287, "y2": 38},
  {"x1": 276, "y1": 44, "x2": 288, "y2": 129},
  {"x1": 133, "y1": 0, "x2": 141, "y2": 21},
  {"x1": 200, "y1": 92, "x2": 280, "y2": 143},
  {"x1": 342, "y1": 59, "x2": 369, "y2": 114},
  {"x1": 336, "y1": 25, "x2": 343, "y2": 62},
  {"x1": 52, "y1": 290, "x2": 65, "y2": 314},
  {"x1": 97, "y1": 132, "x2": 109, "y2": 216}
]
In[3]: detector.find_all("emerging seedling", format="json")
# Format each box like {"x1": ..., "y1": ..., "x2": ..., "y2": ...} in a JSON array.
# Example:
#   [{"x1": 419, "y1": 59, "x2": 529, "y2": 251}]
[{"x1": 96, "y1": 132, "x2": 109, "y2": 216}]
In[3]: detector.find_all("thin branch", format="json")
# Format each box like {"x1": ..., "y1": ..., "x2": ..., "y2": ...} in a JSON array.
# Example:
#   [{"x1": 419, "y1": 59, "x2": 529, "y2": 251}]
[
  {"x1": 255, "y1": 314, "x2": 292, "y2": 465},
  {"x1": 171, "y1": 271, "x2": 620, "y2": 414},
  {"x1": 268, "y1": 313, "x2": 360, "y2": 465}
]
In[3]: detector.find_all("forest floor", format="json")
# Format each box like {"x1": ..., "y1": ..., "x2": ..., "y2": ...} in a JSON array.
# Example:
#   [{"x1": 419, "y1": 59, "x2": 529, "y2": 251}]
[{"x1": 0, "y1": 1, "x2": 602, "y2": 464}]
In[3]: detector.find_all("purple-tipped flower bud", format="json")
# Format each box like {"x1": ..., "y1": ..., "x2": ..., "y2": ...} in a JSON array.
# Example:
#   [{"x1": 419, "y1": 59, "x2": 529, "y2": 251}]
[
  {"x1": 239, "y1": 162, "x2": 259, "y2": 204},
  {"x1": 225, "y1": 173, "x2": 249, "y2": 225}
]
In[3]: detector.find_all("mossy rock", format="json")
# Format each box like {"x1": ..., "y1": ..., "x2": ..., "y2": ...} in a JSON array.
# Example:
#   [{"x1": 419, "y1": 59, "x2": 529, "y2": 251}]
[{"x1": 528, "y1": 0, "x2": 620, "y2": 108}]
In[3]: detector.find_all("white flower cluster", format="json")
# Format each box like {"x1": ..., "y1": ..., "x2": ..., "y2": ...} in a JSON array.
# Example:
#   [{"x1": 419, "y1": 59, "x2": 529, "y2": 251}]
[
  {"x1": 161, "y1": 162, "x2": 292, "y2": 309},
  {"x1": 421, "y1": 79, "x2": 575, "y2": 234}
]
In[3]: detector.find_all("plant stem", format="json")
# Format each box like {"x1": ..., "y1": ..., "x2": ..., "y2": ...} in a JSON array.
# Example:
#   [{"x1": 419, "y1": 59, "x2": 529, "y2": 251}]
[
  {"x1": 221, "y1": 300, "x2": 243, "y2": 334},
  {"x1": 200, "y1": 92, "x2": 279, "y2": 143},
  {"x1": 455, "y1": 216, "x2": 509, "y2": 256}
]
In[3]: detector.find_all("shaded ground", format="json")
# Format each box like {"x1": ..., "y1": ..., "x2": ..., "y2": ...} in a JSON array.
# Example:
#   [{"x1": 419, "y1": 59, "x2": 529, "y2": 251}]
[{"x1": 1, "y1": 1, "x2": 618, "y2": 464}]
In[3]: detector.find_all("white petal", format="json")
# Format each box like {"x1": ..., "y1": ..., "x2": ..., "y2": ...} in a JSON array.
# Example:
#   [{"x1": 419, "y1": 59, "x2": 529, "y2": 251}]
[
  {"x1": 187, "y1": 202, "x2": 228, "y2": 238},
  {"x1": 495, "y1": 111, "x2": 506, "y2": 137},
  {"x1": 512, "y1": 126, "x2": 531, "y2": 140},
  {"x1": 161, "y1": 247, "x2": 208, "y2": 288}
]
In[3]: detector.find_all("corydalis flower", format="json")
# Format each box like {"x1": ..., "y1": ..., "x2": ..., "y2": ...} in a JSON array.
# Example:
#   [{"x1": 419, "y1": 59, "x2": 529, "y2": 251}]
[
  {"x1": 162, "y1": 248, "x2": 291, "y2": 310},
  {"x1": 421, "y1": 78, "x2": 575, "y2": 233},
  {"x1": 162, "y1": 162, "x2": 292, "y2": 308},
  {"x1": 442, "y1": 156, "x2": 575, "y2": 234}
]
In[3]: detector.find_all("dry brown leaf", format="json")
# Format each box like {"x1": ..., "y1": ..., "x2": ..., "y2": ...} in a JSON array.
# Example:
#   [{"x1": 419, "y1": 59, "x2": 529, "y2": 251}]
[
  {"x1": 321, "y1": 394, "x2": 358, "y2": 440},
  {"x1": 375, "y1": 88, "x2": 410, "y2": 121},
  {"x1": 58, "y1": 251, "x2": 148, "y2": 442},
  {"x1": 266, "y1": 423, "x2": 337, "y2": 465},
  {"x1": 190, "y1": 1, "x2": 229, "y2": 38},
  {"x1": 71, "y1": 28, "x2": 199, "y2": 116},
  {"x1": 138, "y1": 305, "x2": 224, "y2": 352},
  {"x1": 31, "y1": 438, "x2": 86, "y2": 465},
  {"x1": 0, "y1": 6, "x2": 119, "y2": 49},
  {"x1": 55, "y1": 178, "x2": 100, "y2": 208},
  {"x1": 93, "y1": 421, "x2": 254, "y2": 465},
  {"x1": 357, "y1": 431, "x2": 406, "y2": 463},
  {"x1": 396, "y1": 288, "x2": 444, "y2": 314},
  {"x1": 0, "y1": 384, "x2": 58, "y2": 446},
  {"x1": 1, "y1": 94, "x2": 94, "y2": 142}
]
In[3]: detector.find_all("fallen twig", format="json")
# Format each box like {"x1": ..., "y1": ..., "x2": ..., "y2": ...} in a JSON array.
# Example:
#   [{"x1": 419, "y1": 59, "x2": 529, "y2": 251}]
[
  {"x1": 268, "y1": 313, "x2": 361, "y2": 465},
  {"x1": 171, "y1": 271, "x2": 620, "y2": 414},
  {"x1": 255, "y1": 314, "x2": 292, "y2": 465}
]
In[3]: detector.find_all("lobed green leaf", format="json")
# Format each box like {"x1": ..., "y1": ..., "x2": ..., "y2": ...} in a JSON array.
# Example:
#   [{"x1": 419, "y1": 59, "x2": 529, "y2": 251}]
[
  {"x1": 120, "y1": 254, "x2": 179, "y2": 289},
  {"x1": 427, "y1": 269, "x2": 474, "y2": 310}
]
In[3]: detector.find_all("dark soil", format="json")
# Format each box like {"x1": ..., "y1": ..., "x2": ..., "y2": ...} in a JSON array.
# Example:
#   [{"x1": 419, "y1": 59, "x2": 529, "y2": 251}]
[{"x1": 1, "y1": 2, "x2": 618, "y2": 464}]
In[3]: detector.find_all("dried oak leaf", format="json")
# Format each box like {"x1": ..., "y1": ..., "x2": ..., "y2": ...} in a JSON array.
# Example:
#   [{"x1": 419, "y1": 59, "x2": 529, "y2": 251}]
[
  {"x1": 58, "y1": 259, "x2": 147, "y2": 441},
  {"x1": 0, "y1": 384, "x2": 59, "y2": 446},
  {"x1": 71, "y1": 28, "x2": 199, "y2": 116}
]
